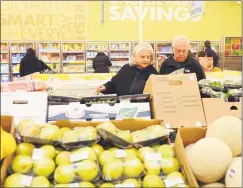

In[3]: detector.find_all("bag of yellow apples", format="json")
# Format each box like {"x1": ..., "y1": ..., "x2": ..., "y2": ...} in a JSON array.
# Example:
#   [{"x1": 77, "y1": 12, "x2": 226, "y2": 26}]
[
  {"x1": 4, "y1": 174, "x2": 52, "y2": 188},
  {"x1": 59, "y1": 126, "x2": 99, "y2": 150},
  {"x1": 99, "y1": 148, "x2": 145, "y2": 182},
  {"x1": 138, "y1": 145, "x2": 189, "y2": 187},
  {"x1": 96, "y1": 121, "x2": 133, "y2": 149},
  {"x1": 16, "y1": 119, "x2": 60, "y2": 145},
  {"x1": 9, "y1": 144, "x2": 57, "y2": 179},
  {"x1": 53, "y1": 148, "x2": 100, "y2": 185},
  {"x1": 131, "y1": 125, "x2": 170, "y2": 148},
  {"x1": 53, "y1": 181, "x2": 96, "y2": 188},
  {"x1": 98, "y1": 178, "x2": 142, "y2": 187}
]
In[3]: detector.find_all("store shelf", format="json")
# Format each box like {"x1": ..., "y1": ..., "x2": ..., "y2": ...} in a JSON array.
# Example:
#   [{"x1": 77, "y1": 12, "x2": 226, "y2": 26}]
[
  {"x1": 1, "y1": 51, "x2": 9, "y2": 54},
  {"x1": 63, "y1": 61, "x2": 85, "y2": 64},
  {"x1": 39, "y1": 49, "x2": 60, "y2": 53},
  {"x1": 63, "y1": 51, "x2": 84, "y2": 53}
]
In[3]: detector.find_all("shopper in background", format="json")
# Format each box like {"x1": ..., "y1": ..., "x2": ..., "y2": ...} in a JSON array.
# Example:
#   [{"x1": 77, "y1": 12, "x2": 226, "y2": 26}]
[
  {"x1": 159, "y1": 35, "x2": 206, "y2": 81},
  {"x1": 20, "y1": 48, "x2": 51, "y2": 77},
  {"x1": 92, "y1": 52, "x2": 112, "y2": 73},
  {"x1": 197, "y1": 50, "x2": 213, "y2": 72},
  {"x1": 96, "y1": 42, "x2": 158, "y2": 96},
  {"x1": 204, "y1": 40, "x2": 219, "y2": 68}
]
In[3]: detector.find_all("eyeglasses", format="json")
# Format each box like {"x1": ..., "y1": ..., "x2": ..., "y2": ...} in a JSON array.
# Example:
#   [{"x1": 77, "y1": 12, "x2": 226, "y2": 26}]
[{"x1": 173, "y1": 48, "x2": 189, "y2": 54}]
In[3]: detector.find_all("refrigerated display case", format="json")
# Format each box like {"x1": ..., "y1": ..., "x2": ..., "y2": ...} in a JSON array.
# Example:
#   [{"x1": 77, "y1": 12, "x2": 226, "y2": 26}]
[
  {"x1": 10, "y1": 41, "x2": 35, "y2": 81},
  {"x1": 222, "y1": 37, "x2": 242, "y2": 71},
  {"x1": 1, "y1": 41, "x2": 10, "y2": 82},
  {"x1": 85, "y1": 41, "x2": 109, "y2": 73},
  {"x1": 109, "y1": 41, "x2": 132, "y2": 73},
  {"x1": 61, "y1": 41, "x2": 85, "y2": 73},
  {"x1": 37, "y1": 41, "x2": 62, "y2": 72}
]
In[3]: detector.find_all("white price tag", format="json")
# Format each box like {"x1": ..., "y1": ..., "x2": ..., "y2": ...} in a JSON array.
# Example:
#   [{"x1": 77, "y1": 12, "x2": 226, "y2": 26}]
[
  {"x1": 68, "y1": 183, "x2": 80, "y2": 187},
  {"x1": 165, "y1": 124, "x2": 171, "y2": 128},
  {"x1": 69, "y1": 102, "x2": 80, "y2": 106},
  {"x1": 164, "y1": 178, "x2": 184, "y2": 187},
  {"x1": 70, "y1": 150, "x2": 89, "y2": 162},
  {"x1": 21, "y1": 175, "x2": 33, "y2": 187},
  {"x1": 195, "y1": 122, "x2": 202, "y2": 127},
  {"x1": 115, "y1": 183, "x2": 135, "y2": 188},
  {"x1": 115, "y1": 149, "x2": 127, "y2": 158},
  {"x1": 144, "y1": 153, "x2": 162, "y2": 167},
  {"x1": 32, "y1": 148, "x2": 44, "y2": 161}
]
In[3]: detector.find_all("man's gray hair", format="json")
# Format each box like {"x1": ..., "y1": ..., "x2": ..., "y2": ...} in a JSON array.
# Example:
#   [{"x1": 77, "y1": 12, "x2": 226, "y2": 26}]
[
  {"x1": 130, "y1": 42, "x2": 155, "y2": 66},
  {"x1": 172, "y1": 35, "x2": 190, "y2": 48}
]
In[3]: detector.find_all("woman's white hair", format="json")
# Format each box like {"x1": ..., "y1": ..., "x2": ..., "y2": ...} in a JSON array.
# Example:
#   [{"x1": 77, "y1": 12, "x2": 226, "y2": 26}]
[{"x1": 130, "y1": 42, "x2": 155, "y2": 66}]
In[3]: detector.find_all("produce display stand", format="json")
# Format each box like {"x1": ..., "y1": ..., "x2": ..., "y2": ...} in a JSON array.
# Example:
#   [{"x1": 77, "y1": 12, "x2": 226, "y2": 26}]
[{"x1": 0, "y1": 41, "x2": 10, "y2": 82}]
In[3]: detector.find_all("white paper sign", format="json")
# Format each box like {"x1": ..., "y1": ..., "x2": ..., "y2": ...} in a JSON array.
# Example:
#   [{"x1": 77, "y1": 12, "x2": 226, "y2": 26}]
[{"x1": 190, "y1": 1, "x2": 204, "y2": 18}]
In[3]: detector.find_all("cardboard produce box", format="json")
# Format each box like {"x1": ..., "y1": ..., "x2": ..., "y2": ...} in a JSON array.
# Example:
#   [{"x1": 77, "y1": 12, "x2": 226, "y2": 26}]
[
  {"x1": 144, "y1": 74, "x2": 206, "y2": 128},
  {"x1": 1, "y1": 92, "x2": 48, "y2": 125},
  {"x1": 174, "y1": 127, "x2": 207, "y2": 188},
  {"x1": 202, "y1": 98, "x2": 242, "y2": 125},
  {"x1": 48, "y1": 102, "x2": 151, "y2": 122},
  {"x1": 0, "y1": 116, "x2": 15, "y2": 187}
]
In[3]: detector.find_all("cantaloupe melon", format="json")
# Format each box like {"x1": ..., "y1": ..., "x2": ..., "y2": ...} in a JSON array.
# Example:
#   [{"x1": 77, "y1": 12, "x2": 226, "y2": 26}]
[
  {"x1": 187, "y1": 137, "x2": 233, "y2": 183},
  {"x1": 184, "y1": 144, "x2": 194, "y2": 157},
  {"x1": 225, "y1": 157, "x2": 242, "y2": 187},
  {"x1": 206, "y1": 116, "x2": 242, "y2": 157},
  {"x1": 201, "y1": 182, "x2": 225, "y2": 187}
]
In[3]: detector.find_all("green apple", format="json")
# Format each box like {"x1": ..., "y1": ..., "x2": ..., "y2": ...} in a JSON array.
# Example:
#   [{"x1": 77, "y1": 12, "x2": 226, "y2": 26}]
[
  {"x1": 109, "y1": 147, "x2": 119, "y2": 151},
  {"x1": 39, "y1": 125, "x2": 61, "y2": 141},
  {"x1": 76, "y1": 160, "x2": 99, "y2": 181},
  {"x1": 55, "y1": 151, "x2": 71, "y2": 165},
  {"x1": 146, "y1": 125, "x2": 167, "y2": 139},
  {"x1": 144, "y1": 162, "x2": 161, "y2": 175},
  {"x1": 33, "y1": 157, "x2": 55, "y2": 177},
  {"x1": 40, "y1": 145, "x2": 57, "y2": 159},
  {"x1": 123, "y1": 157, "x2": 144, "y2": 178},
  {"x1": 103, "y1": 158, "x2": 123, "y2": 181},
  {"x1": 91, "y1": 144, "x2": 104, "y2": 156},
  {"x1": 116, "y1": 130, "x2": 132, "y2": 143},
  {"x1": 60, "y1": 127, "x2": 71, "y2": 136},
  {"x1": 30, "y1": 176, "x2": 51, "y2": 187},
  {"x1": 96, "y1": 122, "x2": 117, "y2": 135},
  {"x1": 54, "y1": 164, "x2": 76, "y2": 184},
  {"x1": 137, "y1": 147, "x2": 154, "y2": 162},
  {"x1": 17, "y1": 119, "x2": 40, "y2": 137},
  {"x1": 164, "y1": 172, "x2": 185, "y2": 187},
  {"x1": 12, "y1": 154, "x2": 32, "y2": 173},
  {"x1": 158, "y1": 144, "x2": 175, "y2": 158},
  {"x1": 125, "y1": 148, "x2": 138, "y2": 158},
  {"x1": 100, "y1": 183, "x2": 115, "y2": 187},
  {"x1": 78, "y1": 126, "x2": 98, "y2": 141},
  {"x1": 71, "y1": 147, "x2": 97, "y2": 162},
  {"x1": 143, "y1": 174, "x2": 165, "y2": 187},
  {"x1": 99, "y1": 150, "x2": 116, "y2": 166},
  {"x1": 3, "y1": 173, "x2": 26, "y2": 187},
  {"x1": 131, "y1": 130, "x2": 149, "y2": 143},
  {"x1": 79, "y1": 181, "x2": 95, "y2": 188},
  {"x1": 151, "y1": 144, "x2": 161, "y2": 151},
  {"x1": 161, "y1": 157, "x2": 180, "y2": 175},
  {"x1": 16, "y1": 142, "x2": 35, "y2": 156},
  {"x1": 61, "y1": 130, "x2": 79, "y2": 143}
]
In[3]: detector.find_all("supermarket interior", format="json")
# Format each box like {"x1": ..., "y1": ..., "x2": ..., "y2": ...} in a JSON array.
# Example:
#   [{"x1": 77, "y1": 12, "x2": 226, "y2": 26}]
[{"x1": 0, "y1": 1, "x2": 243, "y2": 188}]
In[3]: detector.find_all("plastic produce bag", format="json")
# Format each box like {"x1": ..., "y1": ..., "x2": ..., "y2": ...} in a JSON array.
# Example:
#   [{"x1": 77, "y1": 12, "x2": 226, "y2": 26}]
[
  {"x1": 131, "y1": 125, "x2": 170, "y2": 148},
  {"x1": 226, "y1": 88, "x2": 242, "y2": 102},
  {"x1": 200, "y1": 87, "x2": 227, "y2": 100},
  {"x1": 3, "y1": 173, "x2": 51, "y2": 187},
  {"x1": 59, "y1": 126, "x2": 100, "y2": 150},
  {"x1": 198, "y1": 79, "x2": 224, "y2": 91},
  {"x1": 96, "y1": 122, "x2": 133, "y2": 149}
]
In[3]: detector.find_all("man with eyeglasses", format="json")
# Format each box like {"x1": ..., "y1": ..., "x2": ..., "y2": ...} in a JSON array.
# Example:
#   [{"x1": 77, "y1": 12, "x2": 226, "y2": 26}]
[{"x1": 159, "y1": 35, "x2": 206, "y2": 81}]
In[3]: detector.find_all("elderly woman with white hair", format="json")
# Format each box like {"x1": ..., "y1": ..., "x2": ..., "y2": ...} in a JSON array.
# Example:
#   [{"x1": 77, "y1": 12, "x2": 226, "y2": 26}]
[{"x1": 96, "y1": 42, "x2": 158, "y2": 96}]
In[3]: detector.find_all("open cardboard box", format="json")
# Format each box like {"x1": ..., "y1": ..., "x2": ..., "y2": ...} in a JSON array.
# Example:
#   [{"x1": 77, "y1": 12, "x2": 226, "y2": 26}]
[
  {"x1": 174, "y1": 127, "x2": 207, "y2": 187},
  {"x1": 202, "y1": 98, "x2": 242, "y2": 125},
  {"x1": 0, "y1": 116, "x2": 15, "y2": 187},
  {"x1": 144, "y1": 73, "x2": 207, "y2": 128}
]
